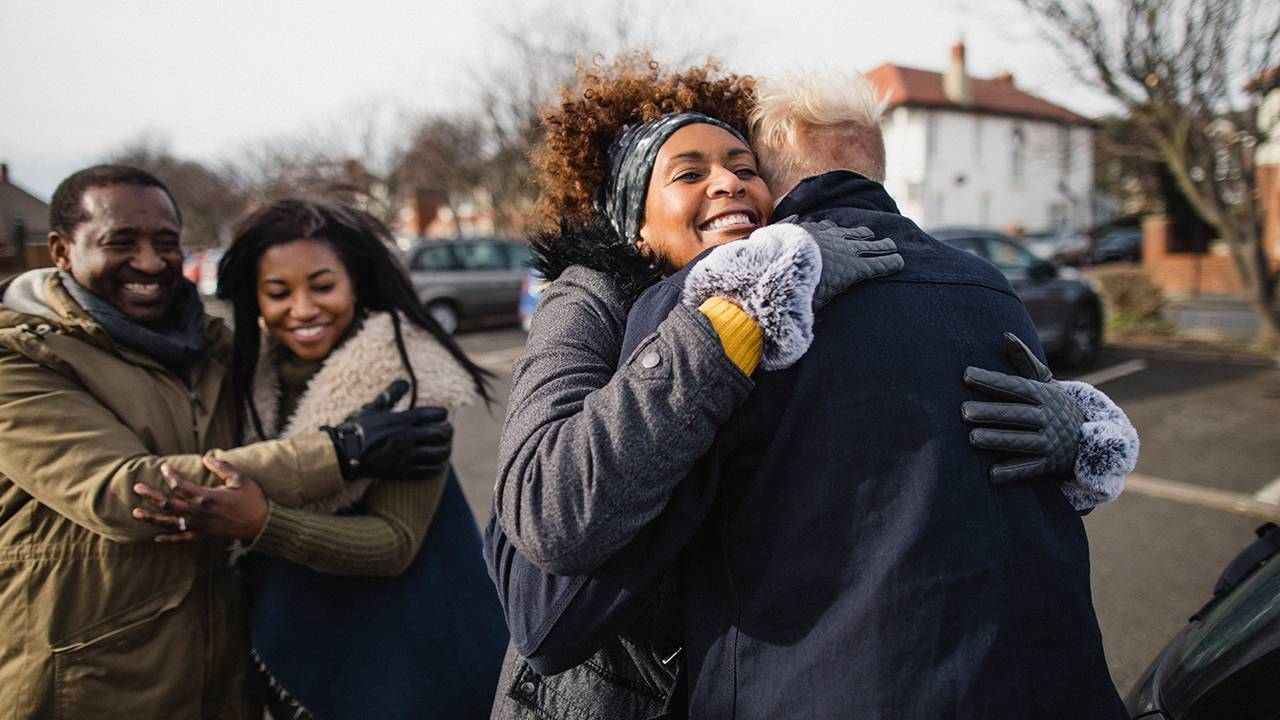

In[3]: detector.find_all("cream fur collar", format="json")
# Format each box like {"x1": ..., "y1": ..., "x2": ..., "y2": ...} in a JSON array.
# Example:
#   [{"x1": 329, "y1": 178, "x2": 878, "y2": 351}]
[{"x1": 246, "y1": 311, "x2": 477, "y2": 513}]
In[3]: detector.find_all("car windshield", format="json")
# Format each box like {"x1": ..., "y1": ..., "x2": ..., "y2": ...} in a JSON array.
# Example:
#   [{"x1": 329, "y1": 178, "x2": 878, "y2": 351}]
[{"x1": 1157, "y1": 554, "x2": 1280, "y2": 715}]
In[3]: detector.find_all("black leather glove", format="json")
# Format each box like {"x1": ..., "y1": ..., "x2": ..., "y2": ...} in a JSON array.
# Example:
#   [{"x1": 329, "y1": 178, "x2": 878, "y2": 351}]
[
  {"x1": 790, "y1": 217, "x2": 904, "y2": 310},
  {"x1": 323, "y1": 380, "x2": 453, "y2": 481},
  {"x1": 961, "y1": 332, "x2": 1084, "y2": 485}
]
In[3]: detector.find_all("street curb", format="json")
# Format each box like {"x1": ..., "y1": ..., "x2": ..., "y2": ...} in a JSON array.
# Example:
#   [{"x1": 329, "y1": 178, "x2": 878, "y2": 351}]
[{"x1": 1109, "y1": 342, "x2": 1280, "y2": 369}]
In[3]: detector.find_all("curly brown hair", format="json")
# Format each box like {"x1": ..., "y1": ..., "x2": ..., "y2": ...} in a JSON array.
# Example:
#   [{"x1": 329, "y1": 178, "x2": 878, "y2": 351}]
[{"x1": 532, "y1": 52, "x2": 757, "y2": 229}]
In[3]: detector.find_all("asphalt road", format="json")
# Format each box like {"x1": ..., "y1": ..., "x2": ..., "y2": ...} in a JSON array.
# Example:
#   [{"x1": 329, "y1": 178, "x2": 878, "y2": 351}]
[{"x1": 453, "y1": 328, "x2": 1280, "y2": 696}]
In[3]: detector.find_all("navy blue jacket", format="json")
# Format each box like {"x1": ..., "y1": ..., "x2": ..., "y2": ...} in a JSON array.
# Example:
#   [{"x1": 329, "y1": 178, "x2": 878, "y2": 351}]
[
  {"x1": 488, "y1": 173, "x2": 1123, "y2": 719},
  {"x1": 650, "y1": 172, "x2": 1124, "y2": 718}
]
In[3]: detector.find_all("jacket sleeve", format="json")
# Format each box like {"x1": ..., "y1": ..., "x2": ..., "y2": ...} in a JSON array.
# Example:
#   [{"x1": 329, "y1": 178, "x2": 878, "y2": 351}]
[
  {"x1": 486, "y1": 443, "x2": 724, "y2": 674},
  {"x1": 493, "y1": 267, "x2": 753, "y2": 575},
  {"x1": 247, "y1": 469, "x2": 445, "y2": 576},
  {"x1": 0, "y1": 351, "x2": 346, "y2": 544}
]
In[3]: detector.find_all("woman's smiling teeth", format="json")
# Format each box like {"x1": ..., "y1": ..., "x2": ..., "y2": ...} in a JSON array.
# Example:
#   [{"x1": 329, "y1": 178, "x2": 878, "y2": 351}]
[
  {"x1": 700, "y1": 212, "x2": 756, "y2": 232},
  {"x1": 291, "y1": 325, "x2": 328, "y2": 340}
]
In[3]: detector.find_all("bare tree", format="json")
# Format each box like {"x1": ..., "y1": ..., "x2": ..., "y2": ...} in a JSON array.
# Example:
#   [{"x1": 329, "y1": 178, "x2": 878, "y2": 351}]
[
  {"x1": 225, "y1": 99, "x2": 413, "y2": 228},
  {"x1": 396, "y1": 115, "x2": 488, "y2": 238},
  {"x1": 469, "y1": 0, "x2": 735, "y2": 234},
  {"x1": 1021, "y1": 0, "x2": 1280, "y2": 345},
  {"x1": 108, "y1": 133, "x2": 247, "y2": 250}
]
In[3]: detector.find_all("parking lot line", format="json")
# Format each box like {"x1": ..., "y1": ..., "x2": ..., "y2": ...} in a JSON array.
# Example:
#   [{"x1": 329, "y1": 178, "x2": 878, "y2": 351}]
[
  {"x1": 1125, "y1": 472, "x2": 1280, "y2": 522},
  {"x1": 1254, "y1": 476, "x2": 1280, "y2": 505},
  {"x1": 1072, "y1": 359, "x2": 1148, "y2": 386}
]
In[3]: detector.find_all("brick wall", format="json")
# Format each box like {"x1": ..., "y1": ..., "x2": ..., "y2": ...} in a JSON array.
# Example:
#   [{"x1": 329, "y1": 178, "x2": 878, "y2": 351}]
[
  {"x1": 1142, "y1": 167, "x2": 1280, "y2": 296},
  {"x1": 1142, "y1": 216, "x2": 1245, "y2": 295}
]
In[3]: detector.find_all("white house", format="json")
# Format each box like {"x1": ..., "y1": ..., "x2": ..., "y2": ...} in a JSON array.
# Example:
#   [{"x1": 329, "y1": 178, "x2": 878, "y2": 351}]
[{"x1": 866, "y1": 43, "x2": 1095, "y2": 233}]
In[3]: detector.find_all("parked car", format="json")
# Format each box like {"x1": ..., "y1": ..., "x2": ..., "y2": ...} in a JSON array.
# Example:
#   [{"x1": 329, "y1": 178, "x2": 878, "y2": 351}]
[
  {"x1": 1126, "y1": 522, "x2": 1280, "y2": 719},
  {"x1": 931, "y1": 227, "x2": 1104, "y2": 368},
  {"x1": 518, "y1": 268, "x2": 547, "y2": 332},
  {"x1": 1024, "y1": 229, "x2": 1094, "y2": 266},
  {"x1": 405, "y1": 237, "x2": 531, "y2": 334},
  {"x1": 1091, "y1": 227, "x2": 1144, "y2": 265}
]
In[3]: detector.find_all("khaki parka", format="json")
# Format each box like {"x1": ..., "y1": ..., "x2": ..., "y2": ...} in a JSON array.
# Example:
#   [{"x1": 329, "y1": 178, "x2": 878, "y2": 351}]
[{"x1": 0, "y1": 270, "x2": 347, "y2": 719}]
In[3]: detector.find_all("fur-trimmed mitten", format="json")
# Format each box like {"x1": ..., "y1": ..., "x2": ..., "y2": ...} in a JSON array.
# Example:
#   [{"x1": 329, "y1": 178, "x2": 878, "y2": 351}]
[
  {"x1": 963, "y1": 332, "x2": 1138, "y2": 511},
  {"x1": 682, "y1": 223, "x2": 821, "y2": 370}
]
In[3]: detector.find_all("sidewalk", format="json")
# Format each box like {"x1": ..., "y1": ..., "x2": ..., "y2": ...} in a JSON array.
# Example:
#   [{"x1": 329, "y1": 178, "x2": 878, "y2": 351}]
[{"x1": 1162, "y1": 295, "x2": 1260, "y2": 343}]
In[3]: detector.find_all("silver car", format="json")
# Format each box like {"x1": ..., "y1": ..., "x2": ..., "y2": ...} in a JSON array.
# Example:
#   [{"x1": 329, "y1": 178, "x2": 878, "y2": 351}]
[{"x1": 406, "y1": 238, "x2": 531, "y2": 334}]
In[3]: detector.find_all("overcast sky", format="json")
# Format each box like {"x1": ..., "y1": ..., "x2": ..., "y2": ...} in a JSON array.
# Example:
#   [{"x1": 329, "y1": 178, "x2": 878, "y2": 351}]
[{"x1": 0, "y1": 0, "x2": 1113, "y2": 200}]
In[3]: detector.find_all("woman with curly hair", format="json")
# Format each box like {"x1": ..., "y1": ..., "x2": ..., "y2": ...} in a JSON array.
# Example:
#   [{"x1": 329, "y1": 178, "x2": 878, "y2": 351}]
[{"x1": 485, "y1": 55, "x2": 1134, "y2": 718}]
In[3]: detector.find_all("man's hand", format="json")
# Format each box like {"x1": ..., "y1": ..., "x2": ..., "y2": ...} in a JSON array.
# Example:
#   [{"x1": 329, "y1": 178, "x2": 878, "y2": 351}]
[
  {"x1": 131, "y1": 456, "x2": 269, "y2": 542},
  {"x1": 961, "y1": 332, "x2": 1084, "y2": 485},
  {"x1": 323, "y1": 380, "x2": 453, "y2": 480}
]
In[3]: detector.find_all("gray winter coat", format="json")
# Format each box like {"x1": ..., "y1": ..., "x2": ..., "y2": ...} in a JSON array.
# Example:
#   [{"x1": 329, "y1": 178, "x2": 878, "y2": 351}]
[
  {"x1": 489, "y1": 262, "x2": 751, "y2": 720},
  {"x1": 492, "y1": 264, "x2": 752, "y2": 575}
]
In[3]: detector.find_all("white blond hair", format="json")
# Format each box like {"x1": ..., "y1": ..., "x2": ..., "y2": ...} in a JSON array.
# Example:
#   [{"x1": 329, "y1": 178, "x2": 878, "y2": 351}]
[{"x1": 751, "y1": 69, "x2": 889, "y2": 195}]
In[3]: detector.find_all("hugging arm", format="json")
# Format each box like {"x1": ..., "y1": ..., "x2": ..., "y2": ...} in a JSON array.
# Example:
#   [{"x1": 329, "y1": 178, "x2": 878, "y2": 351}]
[
  {"x1": 492, "y1": 266, "x2": 754, "y2": 575},
  {"x1": 0, "y1": 351, "x2": 346, "y2": 544},
  {"x1": 963, "y1": 333, "x2": 1139, "y2": 511}
]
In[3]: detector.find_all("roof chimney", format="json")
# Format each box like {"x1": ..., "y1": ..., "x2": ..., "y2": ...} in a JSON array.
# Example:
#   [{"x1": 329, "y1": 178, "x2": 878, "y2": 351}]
[
  {"x1": 943, "y1": 41, "x2": 972, "y2": 104},
  {"x1": 993, "y1": 71, "x2": 1015, "y2": 85},
  {"x1": 1, "y1": 163, "x2": 8, "y2": 185}
]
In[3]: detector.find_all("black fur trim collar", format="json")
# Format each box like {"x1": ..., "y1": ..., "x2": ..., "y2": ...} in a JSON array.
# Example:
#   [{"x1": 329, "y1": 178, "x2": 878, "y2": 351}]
[{"x1": 528, "y1": 213, "x2": 663, "y2": 308}]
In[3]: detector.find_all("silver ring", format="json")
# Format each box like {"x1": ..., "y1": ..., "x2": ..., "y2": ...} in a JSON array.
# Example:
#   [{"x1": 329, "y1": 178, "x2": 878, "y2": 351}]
[{"x1": 177, "y1": 517, "x2": 188, "y2": 532}]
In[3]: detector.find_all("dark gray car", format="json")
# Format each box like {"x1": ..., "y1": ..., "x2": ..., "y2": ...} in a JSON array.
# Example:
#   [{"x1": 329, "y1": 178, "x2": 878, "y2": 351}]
[
  {"x1": 933, "y1": 227, "x2": 1104, "y2": 368},
  {"x1": 406, "y1": 238, "x2": 531, "y2": 333},
  {"x1": 1126, "y1": 522, "x2": 1280, "y2": 719}
]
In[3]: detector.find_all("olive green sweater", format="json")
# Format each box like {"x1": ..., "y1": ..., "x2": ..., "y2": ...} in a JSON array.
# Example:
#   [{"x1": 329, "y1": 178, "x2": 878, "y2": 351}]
[{"x1": 245, "y1": 348, "x2": 445, "y2": 576}]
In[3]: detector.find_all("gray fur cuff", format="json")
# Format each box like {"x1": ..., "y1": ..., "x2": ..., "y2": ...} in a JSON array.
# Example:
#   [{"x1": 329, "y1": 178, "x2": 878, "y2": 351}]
[
  {"x1": 681, "y1": 224, "x2": 821, "y2": 370},
  {"x1": 1061, "y1": 381, "x2": 1139, "y2": 510}
]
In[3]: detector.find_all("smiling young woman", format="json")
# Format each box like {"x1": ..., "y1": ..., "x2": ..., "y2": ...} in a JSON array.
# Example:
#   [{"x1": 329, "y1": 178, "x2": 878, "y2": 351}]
[{"x1": 255, "y1": 239, "x2": 357, "y2": 361}]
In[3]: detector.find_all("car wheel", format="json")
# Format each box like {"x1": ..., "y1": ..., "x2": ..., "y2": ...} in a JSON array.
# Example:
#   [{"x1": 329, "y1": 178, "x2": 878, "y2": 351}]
[
  {"x1": 427, "y1": 301, "x2": 459, "y2": 335},
  {"x1": 1061, "y1": 304, "x2": 1101, "y2": 370}
]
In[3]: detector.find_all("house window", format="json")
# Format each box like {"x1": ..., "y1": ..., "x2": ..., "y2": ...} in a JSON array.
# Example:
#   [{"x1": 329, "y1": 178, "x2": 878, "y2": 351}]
[
  {"x1": 926, "y1": 112, "x2": 939, "y2": 167},
  {"x1": 973, "y1": 117, "x2": 983, "y2": 165},
  {"x1": 1059, "y1": 126, "x2": 1072, "y2": 177},
  {"x1": 1011, "y1": 125, "x2": 1026, "y2": 185},
  {"x1": 1049, "y1": 202, "x2": 1070, "y2": 232}
]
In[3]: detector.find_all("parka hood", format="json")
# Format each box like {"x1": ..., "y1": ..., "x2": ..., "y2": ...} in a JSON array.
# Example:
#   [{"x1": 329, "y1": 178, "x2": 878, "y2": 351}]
[
  {"x1": 0, "y1": 268, "x2": 60, "y2": 322},
  {"x1": 528, "y1": 213, "x2": 662, "y2": 309}
]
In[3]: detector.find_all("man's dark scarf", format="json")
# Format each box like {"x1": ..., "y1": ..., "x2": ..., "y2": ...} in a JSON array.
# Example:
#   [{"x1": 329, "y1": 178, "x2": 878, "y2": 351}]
[{"x1": 61, "y1": 272, "x2": 207, "y2": 381}]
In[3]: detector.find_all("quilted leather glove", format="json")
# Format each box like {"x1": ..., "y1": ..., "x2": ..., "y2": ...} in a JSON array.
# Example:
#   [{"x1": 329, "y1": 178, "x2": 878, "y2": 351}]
[
  {"x1": 323, "y1": 380, "x2": 453, "y2": 481},
  {"x1": 794, "y1": 218, "x2": 903, "y2": 309},
  {"x1": 961, "y1": 333, "x2": 1084, "y2": 485}
]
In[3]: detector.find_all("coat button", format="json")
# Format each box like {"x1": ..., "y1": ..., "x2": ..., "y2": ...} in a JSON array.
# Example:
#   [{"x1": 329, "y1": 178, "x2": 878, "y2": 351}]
[
  {"x1": 519, "y1": 680, "x2": 537, "y2": 695},
  {"x1": 640, "y1": 351, "x2": 661, "y2": 369}
]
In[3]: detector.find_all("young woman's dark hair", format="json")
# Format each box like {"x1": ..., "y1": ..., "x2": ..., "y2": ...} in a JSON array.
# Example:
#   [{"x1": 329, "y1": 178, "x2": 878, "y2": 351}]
[{"x1": 218, "y1": 199, "x2": 492, "y2": 439}]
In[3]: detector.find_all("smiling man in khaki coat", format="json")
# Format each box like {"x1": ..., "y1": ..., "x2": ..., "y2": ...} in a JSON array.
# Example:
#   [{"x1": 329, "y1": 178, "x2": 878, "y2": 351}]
[{"x1": 0, "y1": 165, "x2": 424, "y2": 718}]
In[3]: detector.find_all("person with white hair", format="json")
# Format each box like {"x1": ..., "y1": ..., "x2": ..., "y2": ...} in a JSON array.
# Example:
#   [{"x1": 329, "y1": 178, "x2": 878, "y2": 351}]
[{"x1": 602, "y1": 68, "x2": 1133, "y2": 718}]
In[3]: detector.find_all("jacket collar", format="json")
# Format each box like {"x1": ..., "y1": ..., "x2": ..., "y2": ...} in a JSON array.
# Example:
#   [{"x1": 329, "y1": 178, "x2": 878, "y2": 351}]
[
  {"x1": 0, "y1": 268, "x2": 228, "y2": 371},
  {"x1": 771, "y1": 171, "x2": 900, "y2": 222}
]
